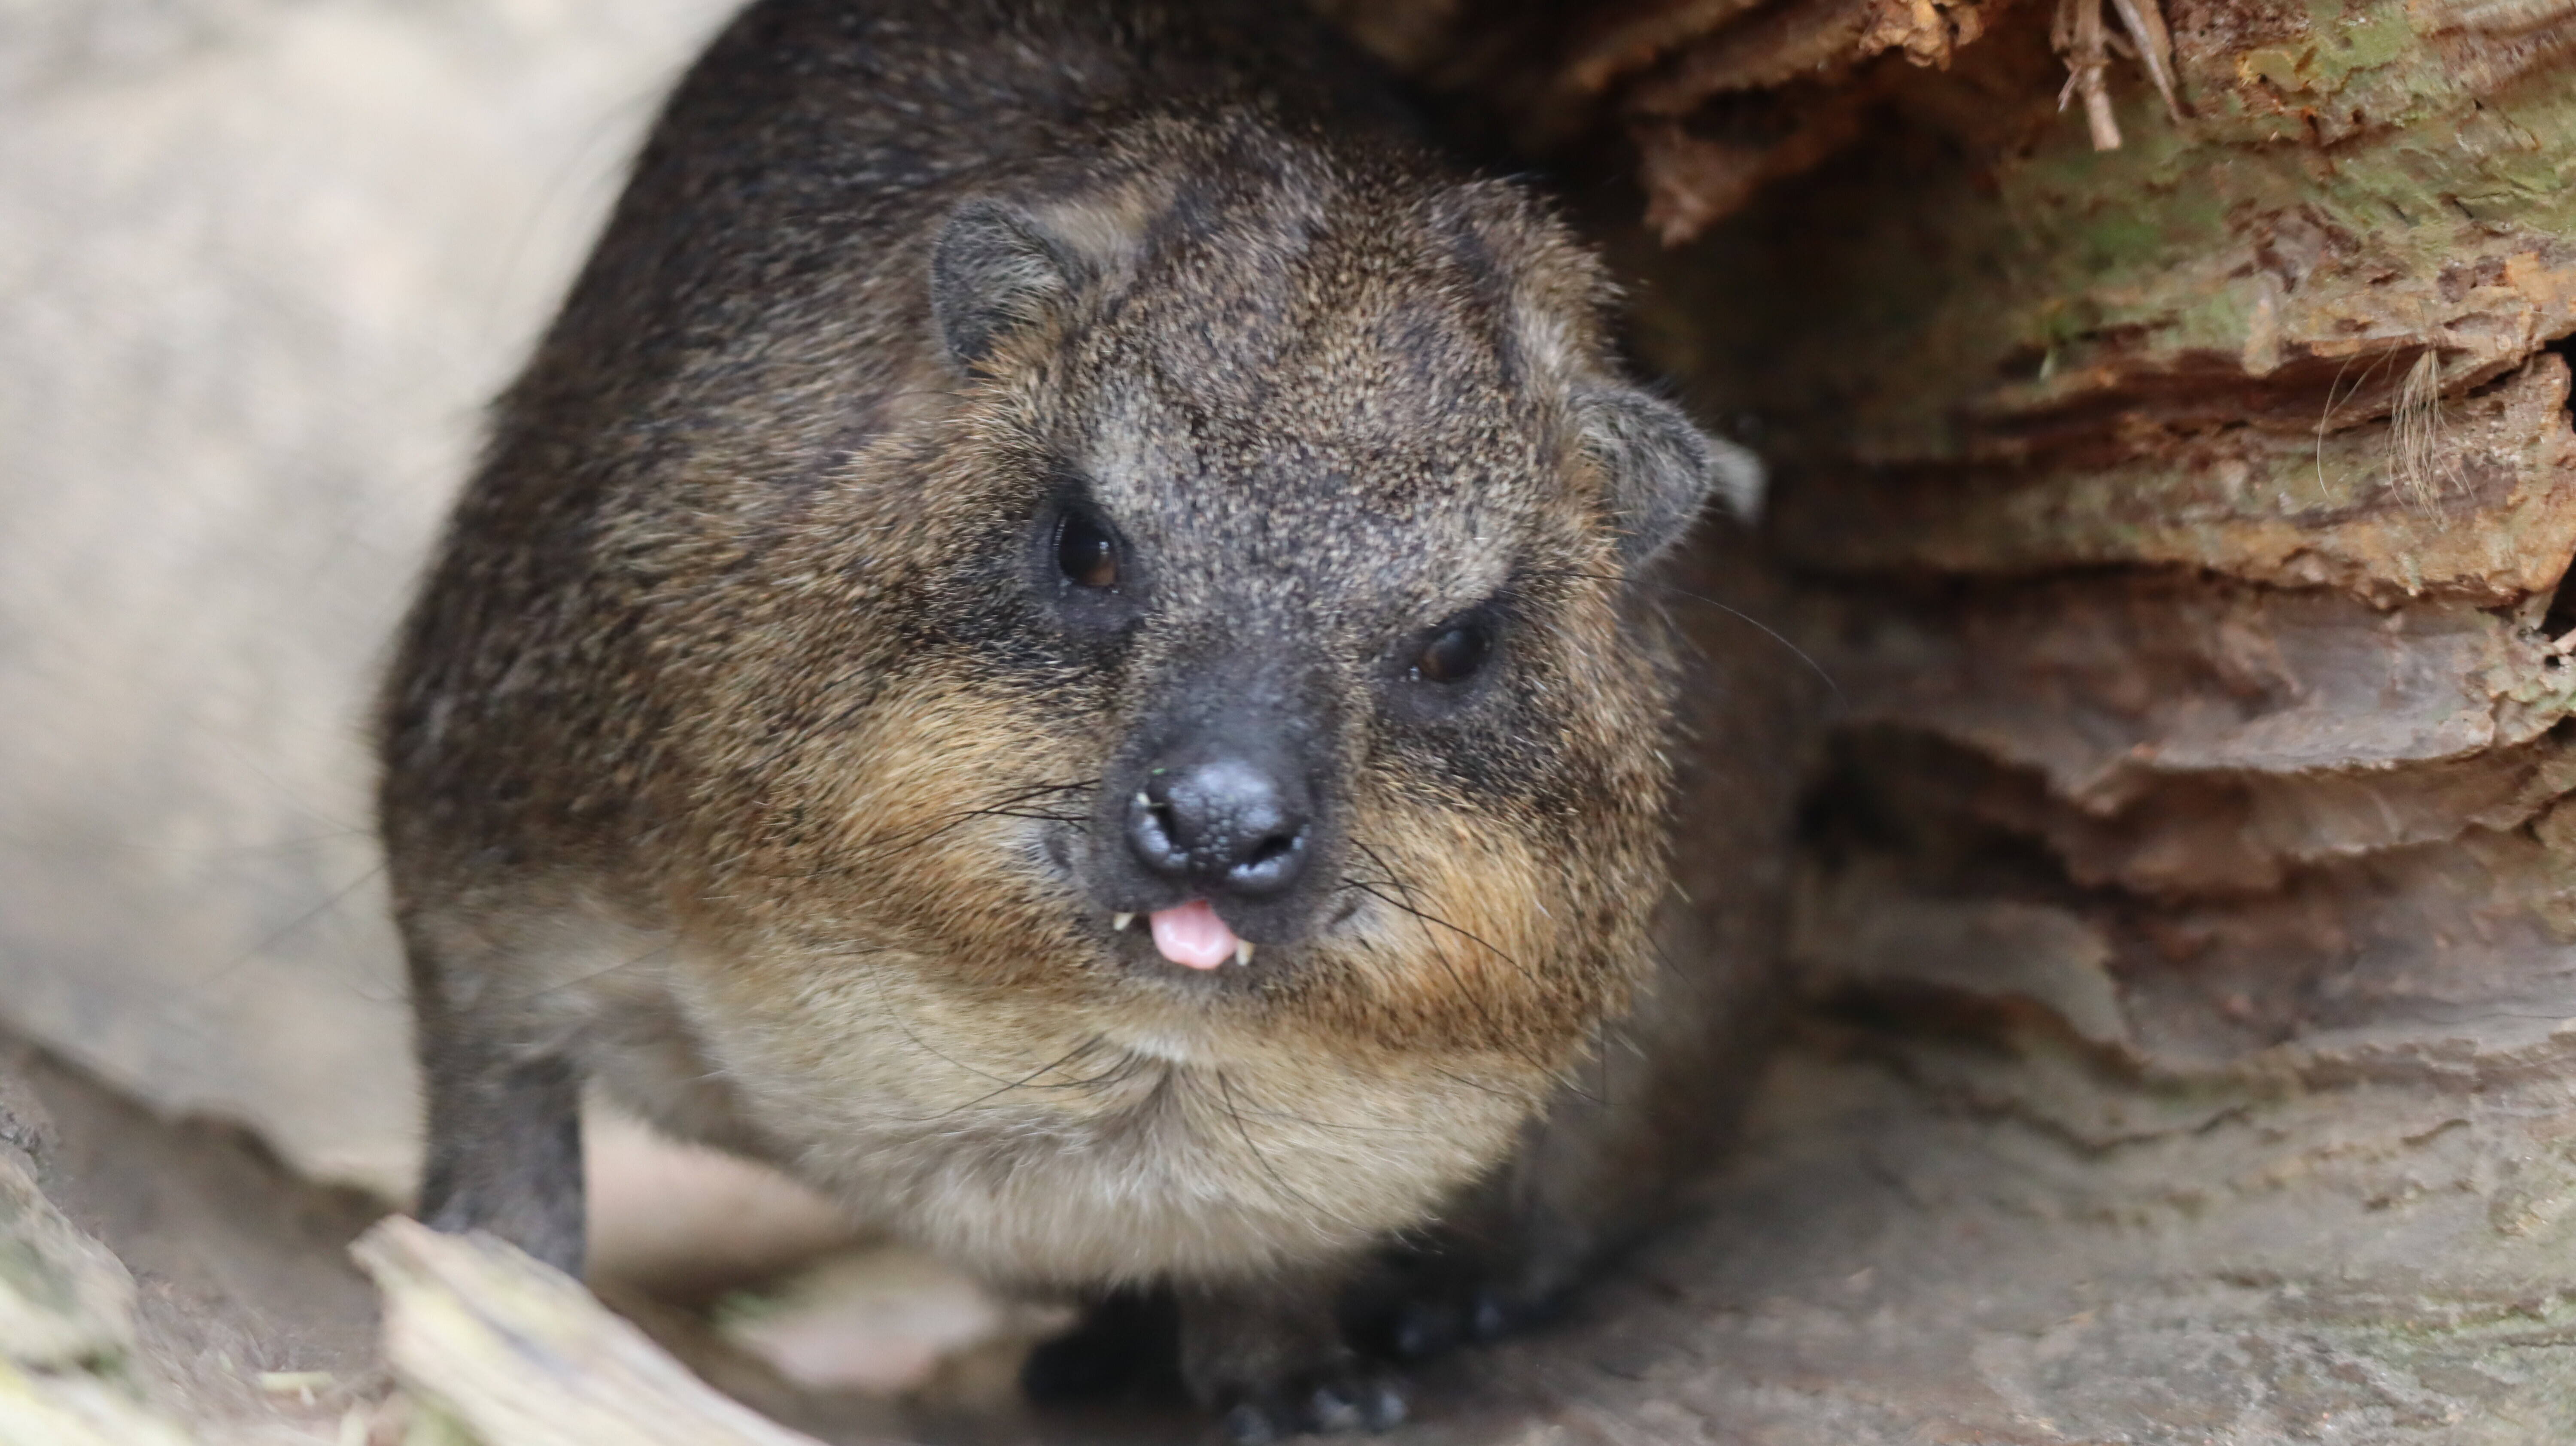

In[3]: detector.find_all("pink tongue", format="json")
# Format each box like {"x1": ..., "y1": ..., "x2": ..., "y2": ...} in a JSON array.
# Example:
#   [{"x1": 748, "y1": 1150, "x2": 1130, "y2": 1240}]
[{"x1": 1149, "y1": 900, "x2": 1239, "y2": 970}]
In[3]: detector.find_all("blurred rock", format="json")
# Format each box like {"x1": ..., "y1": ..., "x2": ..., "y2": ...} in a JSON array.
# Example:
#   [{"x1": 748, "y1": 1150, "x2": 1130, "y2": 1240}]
[
  {"x1": 717, "y1": 1245, "x2": 1049, "y2": 1398},
  {"x1": 584, "y1": 1109, "x2": 860, "y2": 1304},
  {"x1": 0, "y1": 0, "x2": 737, "y2": 1194}
]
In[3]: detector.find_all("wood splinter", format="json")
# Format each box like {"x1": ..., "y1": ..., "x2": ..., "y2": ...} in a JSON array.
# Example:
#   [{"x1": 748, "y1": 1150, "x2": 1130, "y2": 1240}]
[
  {"x1": 2053, "y1": 0, "x2": 2185, "y2": 149},
  {"x1": 351, "y1": 1217, "x2": 859, "y2": 1446}
]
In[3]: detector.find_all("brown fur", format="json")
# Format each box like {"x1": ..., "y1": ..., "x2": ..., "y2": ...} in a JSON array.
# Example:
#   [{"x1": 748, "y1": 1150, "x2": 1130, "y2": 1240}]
[{"x1": 377, "y1": 0, "x2": 1782, "y2": 1432}]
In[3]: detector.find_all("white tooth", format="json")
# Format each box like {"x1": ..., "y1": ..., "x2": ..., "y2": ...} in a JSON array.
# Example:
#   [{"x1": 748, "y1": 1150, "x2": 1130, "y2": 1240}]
[
  {"x1": 1233, "y1": 940, "x2": 1255, "y2": 967},
  {"x1": 1113, "y1": 913, "x2": 1136, "y2": 933}
]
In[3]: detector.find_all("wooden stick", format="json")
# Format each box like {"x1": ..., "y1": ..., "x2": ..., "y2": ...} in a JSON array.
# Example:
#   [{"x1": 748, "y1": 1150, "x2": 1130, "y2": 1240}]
[
  {"x1": 353, "y1": 1217, "x2": 895, "y2": 1446},
  {"x1": 2072, "y1": 0, "x2": 2122, "y2": 149},
  {"x1": 2107, "y1": 0, "x2": 2186, "y2": 119}
]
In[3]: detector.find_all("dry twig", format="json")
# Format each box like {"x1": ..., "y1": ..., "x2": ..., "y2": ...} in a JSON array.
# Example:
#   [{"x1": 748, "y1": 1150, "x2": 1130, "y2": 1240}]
[
  {"x1": 353, "y1": 1217, "x2": 884, "y2": 1446},
  {"x1": 2054, "y1": 0, "x2": 2184, "y2": 148},
  {"x1": 2054, "y1": 0, "x2": 2122, "y2": 148}
]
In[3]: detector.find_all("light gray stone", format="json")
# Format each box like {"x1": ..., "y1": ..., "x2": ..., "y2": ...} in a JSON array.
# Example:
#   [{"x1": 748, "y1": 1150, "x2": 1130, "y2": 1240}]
[{"x1": 0, "y1": 0, "x2": 738, "y2": 1194}]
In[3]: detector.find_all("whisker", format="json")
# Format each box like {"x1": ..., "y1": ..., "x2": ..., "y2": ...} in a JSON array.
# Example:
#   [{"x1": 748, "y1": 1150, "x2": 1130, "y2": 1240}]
[
  {"x1": 1425, "y1": 1063, "x2": 1527, "y2": 1102},
  {"x1": 860, "y1": 963, "x2": 1041, "y2": 1088},
  {"x1": 753, "y1": 777, "x2": 1099, "y2": 882},
  {"x1": 506, "y1": 942, "x2": 677, "y2": 1005},
  {"x1": 1205, "y1": 1068, "x2": 1322, "y2": 1215},
  {"x1": 1054, "y1": 1047, "x2": 1154, "y2": 1096},
  {"x1": 1343, "y1": 880, "x2": 1526, "y2": 979},
  {"x1": 1343, "y1": 844, "x2": 1551, "y2": 999},
  {"x1": 1347, "y1": 848, "x2": 1516, "y2": 1033},
  {"x1": 1528, "y1": 567, "x2": 1838, "y2": 694},
  {"x1": 1218, "y1": 1098, "x2": 1431, "y2": 1138},
  {"x1": 189, "y1": 861, "x2": 387, "y2": 990},
  {"x1": 920, "y1": 1035, "x2": 1113, "y2": 1120},
  {"x1": 1346, "y1": 841, "x2": 1574, "y2": 1090}
]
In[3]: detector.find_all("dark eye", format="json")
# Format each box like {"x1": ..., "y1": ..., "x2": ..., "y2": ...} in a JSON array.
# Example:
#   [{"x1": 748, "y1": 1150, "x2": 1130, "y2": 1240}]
[
  {"x1": 1412, "y1": 617, "x2": 1490, "y2": 685},
  {"x1": 1055, "y1": 509, "x2": 1119, "y2": 589}
]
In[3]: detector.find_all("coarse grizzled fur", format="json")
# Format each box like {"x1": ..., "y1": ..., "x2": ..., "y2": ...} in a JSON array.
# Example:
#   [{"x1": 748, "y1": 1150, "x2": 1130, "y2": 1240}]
[{"x1": 377, "y1": 0, "x2": 1783, "y2": 1435}]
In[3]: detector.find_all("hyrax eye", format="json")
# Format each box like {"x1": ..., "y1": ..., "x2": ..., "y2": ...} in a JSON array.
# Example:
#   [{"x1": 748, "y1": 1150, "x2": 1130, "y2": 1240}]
[
  {"x1": 1412, "y1": 616, "x2": 1491, "y2": 685},
  {"x1": 1055, "y1": 509, "x2": 1119, "y2": 589}
]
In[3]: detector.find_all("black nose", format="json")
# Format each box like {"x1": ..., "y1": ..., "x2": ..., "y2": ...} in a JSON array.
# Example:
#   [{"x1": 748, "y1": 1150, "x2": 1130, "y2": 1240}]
[{"x1": 1125, "y1": 754, "x2": 1311, "y2": 897}]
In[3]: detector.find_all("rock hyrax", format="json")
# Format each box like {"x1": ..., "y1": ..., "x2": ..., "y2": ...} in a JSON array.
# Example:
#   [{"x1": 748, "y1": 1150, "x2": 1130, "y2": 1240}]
[{"x1": 380, "y1": 0, "x2": 1778, "y2": 1434}]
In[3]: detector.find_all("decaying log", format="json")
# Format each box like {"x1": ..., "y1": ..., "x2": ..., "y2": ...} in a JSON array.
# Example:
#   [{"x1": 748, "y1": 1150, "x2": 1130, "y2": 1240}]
[
  {"x1": 1310, "y1": 0, "x2": 2576, "y2": 1436},
  {"x1": 1774, "y1": 355, "x2": 2576, "y2": 605}
]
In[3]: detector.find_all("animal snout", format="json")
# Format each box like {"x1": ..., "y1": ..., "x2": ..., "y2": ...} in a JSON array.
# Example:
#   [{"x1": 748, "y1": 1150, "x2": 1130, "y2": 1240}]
[{"x1": 1125, "y1": 752, "x2": 1311, "y2": 898}]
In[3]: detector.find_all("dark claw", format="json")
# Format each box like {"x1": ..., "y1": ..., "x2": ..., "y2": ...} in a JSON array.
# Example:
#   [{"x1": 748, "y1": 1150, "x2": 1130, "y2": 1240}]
[
  {"x1": 1223, "y1": 1370, "x2": 1409, "y2": 1440},
  {"x1": 1363, "y1": 1261, "x2": 1570, "y2": 1363},
  {"x1": 1224, "y1": 1402, "x2": 1281, "y2": 1445},
  {"x1": 1361, "y1": 1379, "x2": 1409, "y2": 1430},
  {"x1": 1310, "y1": 1384, "x2": 1364, "y2": 1433},
  {"x1": 1391, "y1": 1300, "x2": 1460, "y2": 1361},
  {"x1": 1021, "y1": 1288, "x2": 1180, "y2": 1403}
]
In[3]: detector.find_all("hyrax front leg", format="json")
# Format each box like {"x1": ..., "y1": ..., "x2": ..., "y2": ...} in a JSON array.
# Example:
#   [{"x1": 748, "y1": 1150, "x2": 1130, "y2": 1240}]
[
  {"x1": 1363, "y1": 912, "x2": 1777, "y2": 1359},
  {"x1": 1180, "y1": 1270, "x2": 1407, "y2": 1443},
  {"x1": 406, "y1": 919, "x2": 587, "y2": 1275}
]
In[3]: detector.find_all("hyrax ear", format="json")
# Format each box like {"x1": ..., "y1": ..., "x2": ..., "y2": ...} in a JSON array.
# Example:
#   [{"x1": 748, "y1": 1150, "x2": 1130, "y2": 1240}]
[
  {"x1": 930, "y1": 198, "x2": 1106, "y2": 368},
  {"x1": 1576, "y1": 386, "x2": 1765, "y2": 568}
]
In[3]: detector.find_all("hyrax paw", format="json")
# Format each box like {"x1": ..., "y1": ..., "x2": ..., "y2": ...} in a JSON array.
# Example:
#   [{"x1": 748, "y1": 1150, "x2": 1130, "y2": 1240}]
[
  {"x1": 1349, "y1": 1246, "x2": 1573, "y2": 1363},
  {"x1": 1386, "y1": 1279, "x2": 1560, "y2": 1361},
  {"x1": 1218, "y1": 1368, "x2": 1408, "y2": 1443},
  {"x1": 1019, "y1": 1289, "x2": 1179, "y2": 1403}
]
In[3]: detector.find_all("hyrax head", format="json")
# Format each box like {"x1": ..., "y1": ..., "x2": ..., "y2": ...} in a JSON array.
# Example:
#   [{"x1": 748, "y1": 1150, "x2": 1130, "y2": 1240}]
[{"x1": 670, "y1": 132, "x2": 1728, "y2": 1085}]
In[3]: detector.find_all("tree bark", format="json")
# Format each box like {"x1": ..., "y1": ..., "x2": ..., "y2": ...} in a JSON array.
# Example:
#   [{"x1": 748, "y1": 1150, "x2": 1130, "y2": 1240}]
[{"x1": 1330, "y1": 0, "x2": 2576, "y2": 1438}]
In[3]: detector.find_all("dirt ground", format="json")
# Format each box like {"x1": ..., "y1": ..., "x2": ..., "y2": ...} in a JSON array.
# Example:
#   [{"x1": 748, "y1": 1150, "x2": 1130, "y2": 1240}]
[
  {"x1": 12, "y1": 990, "x2": 2571, "y2": 1446},
  {"x1": 2, "y1": 1029, "x2": 381, "y2": 1443}
]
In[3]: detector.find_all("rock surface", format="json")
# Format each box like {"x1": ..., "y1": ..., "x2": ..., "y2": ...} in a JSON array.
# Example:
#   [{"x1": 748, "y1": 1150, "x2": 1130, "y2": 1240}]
[{"x1": 0, "y1": 0, "x2": 735, "y2": 1196}]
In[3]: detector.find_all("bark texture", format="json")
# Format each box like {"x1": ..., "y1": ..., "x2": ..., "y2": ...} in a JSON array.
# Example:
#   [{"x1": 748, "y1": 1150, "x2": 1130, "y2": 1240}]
[{"x1": 1318, "y1": 0, "x2": 2576, "y2": 1438}]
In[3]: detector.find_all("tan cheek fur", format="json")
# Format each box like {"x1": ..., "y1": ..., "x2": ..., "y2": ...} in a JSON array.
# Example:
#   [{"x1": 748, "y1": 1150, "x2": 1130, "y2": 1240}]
[{"x1": 1327, "y1": 799, "x2": 1599, "y2": 1057}]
